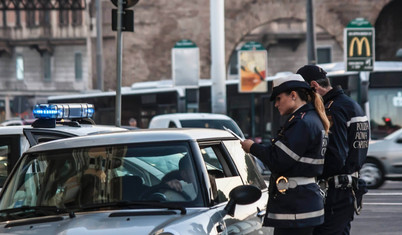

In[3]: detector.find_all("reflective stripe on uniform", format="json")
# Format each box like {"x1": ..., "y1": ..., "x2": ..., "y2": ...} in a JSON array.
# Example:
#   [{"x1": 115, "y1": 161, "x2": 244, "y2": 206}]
[
  {"x1": 275, "y1": 141, "x2": 324, "y2": 165},
  {"x1": 346, "y1": 116, "x2": 368, "y2": 127},
  {"x1": 267, "y1": 208, "x2": 324, "y2": 220}
]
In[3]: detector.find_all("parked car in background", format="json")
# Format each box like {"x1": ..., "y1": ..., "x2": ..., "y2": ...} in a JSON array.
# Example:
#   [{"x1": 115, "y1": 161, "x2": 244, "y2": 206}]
[
  {"x1": 0, "y1": 103, "x2": 127, "y2": 189},
  {"x1": 0, "y1": 128, "x2": 272, "y2": 234},
  {"x1": 360, "y1": 127, "x2": 402, "y2": 189},
  {"x1": 149, "y1": 113, "x2": 245, "y2": 139},
  {"x1": 0, "y1": 118, "x2": 36, "y2": 126}
]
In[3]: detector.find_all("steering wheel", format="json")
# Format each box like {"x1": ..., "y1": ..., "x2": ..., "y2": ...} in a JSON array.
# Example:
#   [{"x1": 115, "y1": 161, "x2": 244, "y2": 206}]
[{"x1": 140, "y1": 184, "x2": 191, "y2": 202}]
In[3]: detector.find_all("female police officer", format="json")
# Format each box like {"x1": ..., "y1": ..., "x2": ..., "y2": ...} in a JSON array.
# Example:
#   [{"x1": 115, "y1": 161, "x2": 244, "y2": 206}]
[{"x1": 241, "y1": 74, "x2": 330, "y2": 235}]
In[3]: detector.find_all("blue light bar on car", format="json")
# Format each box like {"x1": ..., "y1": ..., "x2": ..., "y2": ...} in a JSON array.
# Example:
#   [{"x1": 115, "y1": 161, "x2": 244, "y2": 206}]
[{"x1": 33, "y1": 103, "x2": 95, "y2": 119}]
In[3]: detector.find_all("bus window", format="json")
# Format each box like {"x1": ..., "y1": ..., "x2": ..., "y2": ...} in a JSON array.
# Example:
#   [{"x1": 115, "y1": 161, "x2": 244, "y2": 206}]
[
  {"x1": 368, "y1": 88, "x2": 402, "y2": 139},
  {"x1": 368, "y1": 71, "x2": 402, "y2": 139}
]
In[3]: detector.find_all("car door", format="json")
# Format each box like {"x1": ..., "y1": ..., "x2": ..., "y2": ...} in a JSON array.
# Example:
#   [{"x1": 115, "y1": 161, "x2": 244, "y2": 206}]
[
  {"x1": 388, "y1": 132, "x2": 402, "y2": 175},
  {"x1": 198, "y1": 140, "x2": 272, "y2": 235}
]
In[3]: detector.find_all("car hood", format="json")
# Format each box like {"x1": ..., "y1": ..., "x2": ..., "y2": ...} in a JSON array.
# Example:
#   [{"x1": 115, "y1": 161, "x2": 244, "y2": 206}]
[{"x1": 0, "y1": 208, "x2": 222, "y2": 235}]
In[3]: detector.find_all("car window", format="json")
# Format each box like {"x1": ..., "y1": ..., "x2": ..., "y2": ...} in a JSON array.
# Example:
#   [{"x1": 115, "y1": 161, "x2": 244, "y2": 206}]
[
  {"x1": 23, "y1": 129, "x2": 76, "y2": 147},
  {"x1": 200, "y1": 144, "x2": 243, "y2": 204},
  {"x1": 0, "y1": 146, "x2": 8, "y2": 187},
  {"x1": 0, "y1": 142, "x2": 204, "y2": 213},
  {"x1": 168, "y1": 121, "x2": 177, "y2": 128},
  {"x1": 223, "y1": 140, "x2": 267, "y2": 190},
  {"x1": 0, "y1": 135, "x2": 25, "y2": 188}
]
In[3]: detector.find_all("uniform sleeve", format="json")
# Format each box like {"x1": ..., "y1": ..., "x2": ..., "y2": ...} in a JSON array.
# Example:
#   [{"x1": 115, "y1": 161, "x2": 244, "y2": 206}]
[
  {"x1": 250, "y1": 120, "x2": 312, "y2": 173},
  {"x1": 326, "y1": 107, "x2": 349, "y2": 171}
]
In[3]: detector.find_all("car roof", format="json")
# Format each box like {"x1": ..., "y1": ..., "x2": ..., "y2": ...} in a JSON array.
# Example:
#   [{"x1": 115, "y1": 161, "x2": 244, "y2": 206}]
[
  {"x1": 26, "y1": 128, "x2": 235, "y2": 153},
  {"x1": 0, "y1": 125, "x2": 26, "y2": 135},
  {"x1": 29, "y1": 123, "x2": 127, "y2": 136},
  {"x1": 151, "y1": 113, "x2": 233, "y2": 121},
  {"x1": 0, "y1": 123, "x2": 126, "y2": 136}
]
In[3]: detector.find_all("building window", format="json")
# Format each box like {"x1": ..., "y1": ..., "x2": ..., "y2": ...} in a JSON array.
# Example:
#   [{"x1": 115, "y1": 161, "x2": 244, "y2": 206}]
[
  {"x1": 26, "y1": 10, "x2": 36, "y2": 27},
  {"x1": 75, "y1": 52, "x2": 82, "y2": 80},
  {"x1": 59, "y1": 10, "x2": 69, "y2": 26},
  {"x1": 317, "y1": 47, "x2": 332, "y2": 64},
  {"x1": 2, "y1": 9, "x2": 6, "y2": 27},
  {"x1": 16, "y1": 54, "x2": 24, "y2": 80},
  {"x1": 16, "y1": 9, "x2": 21, "y2": 27},
  {"x1": 43, "y1": 53, "x2": 52, "y2": 82},
  {"x1": 40, "y1": 10, "x2": 51, "y2": 26},
  {"x1": 229, "y1": 51, "x2": 239, "y2": 75},
  {"x1": 72, "y1": 10, "x2": 82, "y2": 26}
]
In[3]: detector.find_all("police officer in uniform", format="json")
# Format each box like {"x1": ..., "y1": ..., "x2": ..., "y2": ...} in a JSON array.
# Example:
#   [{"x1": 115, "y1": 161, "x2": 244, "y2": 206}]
[
  {"x1": 241, "y1": 74, "x2": 330, "y2": 235},
  {"x1": 297, "y1": 65, "x2": 369, "y2": 235}
]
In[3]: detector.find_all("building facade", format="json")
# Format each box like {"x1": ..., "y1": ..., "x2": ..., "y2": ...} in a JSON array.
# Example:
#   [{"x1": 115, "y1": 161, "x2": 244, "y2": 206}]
[
  {"x1": 0, "y1": 0, "x2": 92, "y2": 121},
  {"x1": 101, "y1": 0, "x2": 401, "y2": 89},
  {"x1": 1, "y1": 0, "x2": 401, "y2": 121}
]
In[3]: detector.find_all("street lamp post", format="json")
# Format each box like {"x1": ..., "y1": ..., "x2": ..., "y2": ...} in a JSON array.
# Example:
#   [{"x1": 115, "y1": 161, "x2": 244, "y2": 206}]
[
  {"x1": 115, "y1": 0, "x2": 123, "y2": 127},
  {"x1": 110, "y1": 0, "x2": 138, "y2": 126},
  {"x1": 306, "y1": 0, "x2": 317, "y2": 65}
]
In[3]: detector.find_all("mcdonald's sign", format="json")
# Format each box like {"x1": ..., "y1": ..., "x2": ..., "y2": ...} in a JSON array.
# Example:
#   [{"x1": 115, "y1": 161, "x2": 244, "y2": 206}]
[
  {"x1": 344, "y1": 18, "x2": 375, "y2": 72},
  {"x1": 349, "y1": 37, "x2": 371, "y2": 57}
]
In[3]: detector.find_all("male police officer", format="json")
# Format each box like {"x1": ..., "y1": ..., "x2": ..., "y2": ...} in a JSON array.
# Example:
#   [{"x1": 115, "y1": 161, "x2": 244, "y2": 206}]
[{"x1": 297, "y1": 65, "x2": 369, "y2": 235}]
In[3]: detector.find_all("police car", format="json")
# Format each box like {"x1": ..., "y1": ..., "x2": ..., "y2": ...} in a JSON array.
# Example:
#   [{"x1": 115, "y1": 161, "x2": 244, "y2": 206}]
[
  {"x1": 0, "y1": 103, "x2": 127, "y2": 189},
  {"x1": 0, "y1": 128, "x2": 272, "y2": 235}
]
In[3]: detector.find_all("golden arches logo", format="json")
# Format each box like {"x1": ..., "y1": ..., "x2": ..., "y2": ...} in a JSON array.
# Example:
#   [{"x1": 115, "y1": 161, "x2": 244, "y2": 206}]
[{"x1": 349, "y1": 37, "x2": 371, "y2": 57}]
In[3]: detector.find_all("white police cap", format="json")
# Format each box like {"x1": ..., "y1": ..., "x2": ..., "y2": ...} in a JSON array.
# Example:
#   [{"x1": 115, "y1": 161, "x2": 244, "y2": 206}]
[{"x1": 270, "y1": 74, "x2": 311, "y2": 101}]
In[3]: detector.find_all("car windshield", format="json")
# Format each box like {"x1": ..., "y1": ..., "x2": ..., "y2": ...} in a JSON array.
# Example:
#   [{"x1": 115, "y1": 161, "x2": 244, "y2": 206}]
[
  {"x1": 180, "y1": 119, "x2": 244, "y2": 138},
  {"x1": 0, "y1": 142, "x2": 202, "y2": 220}
]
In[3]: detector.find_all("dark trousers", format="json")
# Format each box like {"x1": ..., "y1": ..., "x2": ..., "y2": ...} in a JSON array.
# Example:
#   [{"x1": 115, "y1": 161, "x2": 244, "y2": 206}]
[
  {"x1": 274, "y1": 227, "x2": 313, "y2": 235},
  {"x1": 313, "y1": 188, "x2": 355, "y2": 235}
]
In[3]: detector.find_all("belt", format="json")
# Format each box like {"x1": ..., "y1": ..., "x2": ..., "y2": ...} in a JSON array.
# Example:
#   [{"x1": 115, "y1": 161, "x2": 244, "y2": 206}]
[
  {"x1": 328, "y1": 172, "x2": 359, "y2": 189},
  {"x1": 276, "y1": 176, "x2": 316, "y2": 194}
]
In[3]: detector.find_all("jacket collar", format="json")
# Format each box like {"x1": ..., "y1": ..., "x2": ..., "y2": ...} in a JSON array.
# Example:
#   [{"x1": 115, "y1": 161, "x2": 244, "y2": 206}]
[
  {"x1": 322, "y1": 86, "x2": 344, "y2": 103},
  {"x1": 289, "y1": 103, "x2": 314, "y2": 117}
]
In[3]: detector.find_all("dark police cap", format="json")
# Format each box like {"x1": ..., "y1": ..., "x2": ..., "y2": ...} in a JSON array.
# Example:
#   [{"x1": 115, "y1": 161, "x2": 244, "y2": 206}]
[
  {"x1": 296, "y1": 65, "x2": 327, "y2": 83},
  {"x1": 270, "y1": 74, "x2": 311, "y2": 101}
]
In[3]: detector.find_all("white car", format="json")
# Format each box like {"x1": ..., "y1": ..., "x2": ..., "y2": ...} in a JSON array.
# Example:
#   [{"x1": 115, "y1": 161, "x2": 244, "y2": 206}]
[
  {"x1": 0, "y1": 103, "x2": 127, "y2": 189},
  {"x1": 0, "y1": 128, "x2": 272, "y2": 234},
  {"x1": 0, "y1": 118, "x2": 35, "y2": 126},
  {"x1": 360, "y1": 128, "x2": 402, "y2": 189},
  {"x1": 149, "y1": 113, "x2": 245, "y2": 139}
]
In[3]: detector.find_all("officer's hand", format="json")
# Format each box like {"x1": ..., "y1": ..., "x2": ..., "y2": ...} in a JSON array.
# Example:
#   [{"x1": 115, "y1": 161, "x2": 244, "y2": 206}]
[{"x1": 241, "y1": 139, "x2": 254, "y2": 153}]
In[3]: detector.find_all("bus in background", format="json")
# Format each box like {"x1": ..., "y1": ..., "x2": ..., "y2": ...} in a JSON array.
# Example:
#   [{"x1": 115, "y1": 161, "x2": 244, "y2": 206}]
[
  {"x1": 48, "y1": 86, "x2": 185, "y2": 130},
  {"x1": 47, "y1": 62, "x2": 402, "y2": 142},
  {"x1": 320, "y1": 61, "x2": 402, "y2": 140}
]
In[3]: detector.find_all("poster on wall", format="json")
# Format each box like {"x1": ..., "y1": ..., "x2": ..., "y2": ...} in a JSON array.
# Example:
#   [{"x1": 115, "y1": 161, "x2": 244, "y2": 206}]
[{"x1": 238, "y1": 41, "x2": 268, "y2": 93}]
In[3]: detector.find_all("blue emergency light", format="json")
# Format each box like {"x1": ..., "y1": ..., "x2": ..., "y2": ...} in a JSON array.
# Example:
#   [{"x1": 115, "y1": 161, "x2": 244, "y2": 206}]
[{"x1": 33, "y1": 103, "x2": 94, "y2": 119}]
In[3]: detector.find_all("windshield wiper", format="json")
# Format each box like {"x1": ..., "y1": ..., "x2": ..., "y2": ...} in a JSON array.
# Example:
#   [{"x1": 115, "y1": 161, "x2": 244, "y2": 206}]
[
  {"x1": 80, "y1": 201, "x2": 187, "y2": 215},
  {"x1": 0, "y1": 206, "x2": 75, "y2": 222}
]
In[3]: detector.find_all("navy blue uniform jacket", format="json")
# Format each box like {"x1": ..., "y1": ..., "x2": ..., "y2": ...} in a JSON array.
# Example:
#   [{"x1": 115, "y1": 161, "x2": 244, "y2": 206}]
[
  {"x1": 321, "y1": 87, "x2": 369, "y2": 209},
  {"x1": 250, "y1": 103, "x2": 327, "y2": 228}
]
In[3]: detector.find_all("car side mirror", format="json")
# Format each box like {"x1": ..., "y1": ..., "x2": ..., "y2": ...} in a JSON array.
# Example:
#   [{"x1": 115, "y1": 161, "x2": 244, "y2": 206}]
[
  {"x1": 396, "y1": 138, "x2": 402, "y2": 144},
  {"x1": 224, "y1": 185, "x2": 262, "y2": 217}
]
